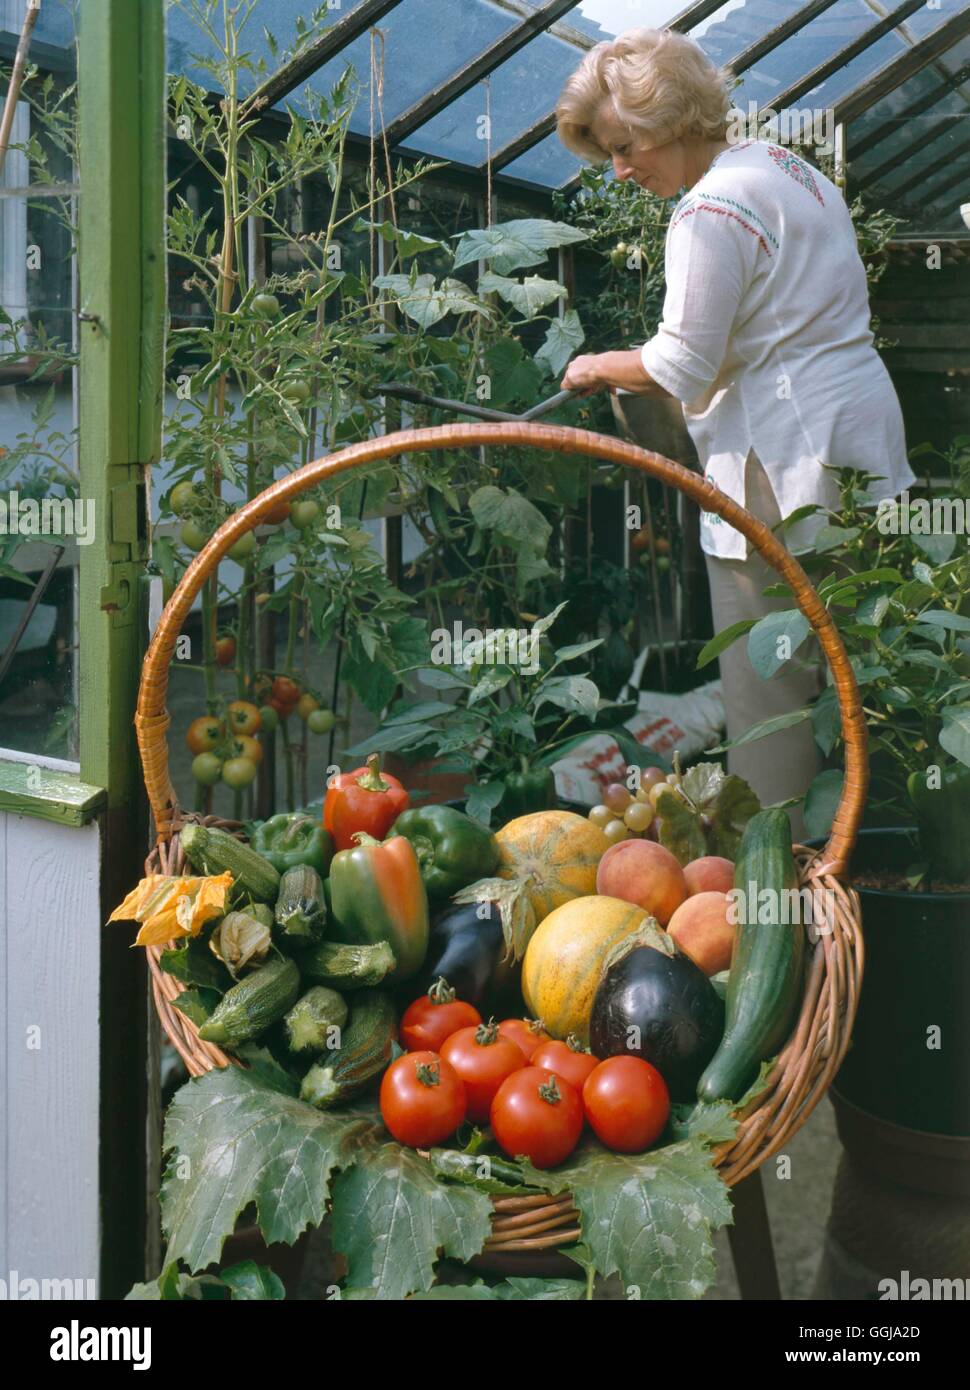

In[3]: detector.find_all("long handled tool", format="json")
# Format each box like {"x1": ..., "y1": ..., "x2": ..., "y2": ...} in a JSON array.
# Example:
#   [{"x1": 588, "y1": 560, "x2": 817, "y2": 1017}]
[{"x1": 369, "y1": 381, "x2": 580, "y2": 423}]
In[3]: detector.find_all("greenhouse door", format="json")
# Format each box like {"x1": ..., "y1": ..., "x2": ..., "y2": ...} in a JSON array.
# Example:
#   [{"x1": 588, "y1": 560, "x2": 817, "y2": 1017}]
[{"x1": 0, "y1": 0, "x2": 164, "y2": 1299}]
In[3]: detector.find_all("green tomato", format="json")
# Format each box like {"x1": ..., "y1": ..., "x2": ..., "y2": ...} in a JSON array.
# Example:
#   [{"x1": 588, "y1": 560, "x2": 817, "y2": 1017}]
[
  {"x1": 251, "y1": 292, "x2": 281, "y2": 320},
  {"x1": 654, "y1": 554, "x2": 671, "y2": 573},
  {"x1": 610, "y1": 244, "x2": 628, "y2": 269},
  {"x1": 170, "y1": 480, "x2": 201, "y2": 516},
  {"x1": 228, "y1": 530, "x2": 257, "y2": 563},
  {"x1": 257, "y1": 703, "x2": 279, "y2": 733},
  {"x1": 222, "y1": 755, "x2": 258, "y2": 789},
  {"x1": 191, "y1": 752, "x2": 223, "y2": 786},
  {"x1": 289, "y1": 498, "x2": 321, "y2": 530},
  {"x1": 307, "y1": 708, "x2": 336, "y2": 735},
  {"x1": 180, "y1": 519, "x2": 210, "y2": 552},
  {"x1": 280, "y1": 377, "x2": 311, "y2": 404}
]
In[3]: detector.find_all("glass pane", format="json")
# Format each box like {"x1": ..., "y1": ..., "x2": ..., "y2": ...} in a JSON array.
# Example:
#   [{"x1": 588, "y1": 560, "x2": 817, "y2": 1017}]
[
  {"x1": 850, "y1": 32, "x2": 970, "y2": 149},
  {"x1": 0, "y1": 79, "x2": 79, "y2": 761},
  {"x1": 501, "y1": 130, "x2": 585, "y2": 186},
  {"x1": 569, "y1": 1, "x2": 709, "y2": 38},
  {"x1": 1, "y1": 0, "x2": 76, "y2": 48}
]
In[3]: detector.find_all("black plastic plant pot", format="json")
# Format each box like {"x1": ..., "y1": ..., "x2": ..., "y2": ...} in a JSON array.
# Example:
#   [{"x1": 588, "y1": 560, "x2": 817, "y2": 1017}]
[{"x1": 834, "y1": 827, "x2": 970, "y2": 1139}]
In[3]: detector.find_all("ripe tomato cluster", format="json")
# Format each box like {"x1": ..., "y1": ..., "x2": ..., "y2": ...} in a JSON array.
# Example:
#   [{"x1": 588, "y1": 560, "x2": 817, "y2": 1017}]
[
  {"x1": 380, "y1": 981, "x2": 671, "y2": 1169},
  {"x1": 186, "y1": 701, "x2": 265, "y2": 789}
]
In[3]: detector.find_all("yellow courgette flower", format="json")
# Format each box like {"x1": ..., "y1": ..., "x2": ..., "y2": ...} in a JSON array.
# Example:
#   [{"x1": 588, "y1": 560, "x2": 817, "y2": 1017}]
[{"x1": 109, "y1": 871, "x2": 234, "y2": 946}]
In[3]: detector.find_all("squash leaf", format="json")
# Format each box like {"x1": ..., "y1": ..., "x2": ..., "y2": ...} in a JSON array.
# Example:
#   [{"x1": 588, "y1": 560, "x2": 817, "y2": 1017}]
[
  {"x1": 525, "y1": 1135, "x2": 733, "y2": 1299},
  {"x1": 329, "y1": 1124, "x2": 493, "y2": 1300}
]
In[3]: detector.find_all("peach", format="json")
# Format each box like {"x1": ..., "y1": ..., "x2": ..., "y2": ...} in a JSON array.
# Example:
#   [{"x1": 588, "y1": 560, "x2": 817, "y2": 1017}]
[
  {"x1": 595, "y1": 839, "x2": 688, "y2": 926},
  {"x1": 684, "y1": 855, "x2": 735, "y2": 897},
  {"x1": 667, "y1": 891, "x2": 735, "y2": 976}
]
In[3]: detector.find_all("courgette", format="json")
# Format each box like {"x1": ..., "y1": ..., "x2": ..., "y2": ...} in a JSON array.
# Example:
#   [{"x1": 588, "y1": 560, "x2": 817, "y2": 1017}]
[
  {"x1": 284, "y1": 986, "x2": 348, "y2": 1054},
  {"x1": 180, "y1": 823, "x2": 280, "y2": 904},
  {"x1": 300, "y1": 939, "x2": 395, "y2": 989},
  {"x1": 274, "y1": 864, "x2": 326, "y2": 944},
  {"x1": 299, "y1": 990, "x2": 396, "y2": 1109},
  {"x1": 198, "y1": 955, "x2": 300, "y2": 1047},
  {"x1": 696, "y1": 809, "x2": 806, "y2": 1103}
]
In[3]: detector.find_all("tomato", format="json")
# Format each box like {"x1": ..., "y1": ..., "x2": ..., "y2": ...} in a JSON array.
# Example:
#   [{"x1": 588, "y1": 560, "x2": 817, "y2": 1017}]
[
  {"x1": 257, "y1": 703, "x2": 279, "y2": 733},
  {"x1": 251, "y1": 292, "x2": 281, "y2": 320},
  {"x1": 180, "y1": 519, "x2": 210, "y2": 552},
  {"x1": 226, "y1": 700, "x2": 261, "y2": 736},
  {"x1": 440, "y1": 1022, "x2": 525, "y2": 1124},
  {"x1": 400, "y1": 983, "x2": 482, "y2": 1053},
  {"x1": 170, "y1": 480, "x2": 200, "y2": 516},
  {"x1": 268, "y1": 696, "x2": 291, "y2": 720},
  {"x1": 232, "y1": 734, "x2": 263, "y2": 766},
  {"x1": 228, "y1": 531, "x2": 257, "y2": 563},
  {"x1": 610, "y1": 243, "x2": 629, "y2": 269},
  {"x1": 490, "y1": 1068, "x2": 584, "y2": 1169},
  {"x1": 215, "y1": 634, "x2": 236, "y2": 667},
  {"x1": 297, "y1": 693, "x2": 319, "y2": 721},
  {"x1": 582, "y1": 1057, "x2": 670, "y2": 1154},
  {"x1": 191, "y1": 752, "x2": 223, "y2": 786},
  {"x1": 272, "y1": 675, "x2": 301, "y2": 707},
  {"x1": 186, "y1": 716, "x2": 223, "y2": 755},
  {"x1": 251, "y1": 672, "x2": 274, "y2": 703},
  {"x1": 497, "y1": 1018, "x2": 551, "y2": 1061},
  {"x1": 380, "y1": 1051, "x2": 466, "y2": 1148},
  {"x1": 289, "y1": 498, "x2": 320, "y2": 530},
  {"x1": 281, "y1": 377, "x2": 310, "y2": 404},
  {"x1": 307, "y1": 708, "x2": 336, "y2": 736},
  {"x1": 222, "y1": 755, "x2": 258, "y2": 789},
  {"x1": 532, "y1": 1039, "x2": 600, "y2": 1094}
]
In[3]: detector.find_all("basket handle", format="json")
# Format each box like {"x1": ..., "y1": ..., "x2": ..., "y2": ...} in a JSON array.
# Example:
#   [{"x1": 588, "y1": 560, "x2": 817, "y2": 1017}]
[{"x1": 136, "y1": 421, "x2": 867, "y2": 877}]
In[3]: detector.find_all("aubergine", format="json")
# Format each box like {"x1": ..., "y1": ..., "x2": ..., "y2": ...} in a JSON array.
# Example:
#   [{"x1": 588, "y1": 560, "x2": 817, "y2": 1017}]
[
  {"x1": 407, "y1": 900, "x2": 516, "y2": 1011},
  {"x1": 589, "y1": 923, "x2": 724, "y2": 1102}
]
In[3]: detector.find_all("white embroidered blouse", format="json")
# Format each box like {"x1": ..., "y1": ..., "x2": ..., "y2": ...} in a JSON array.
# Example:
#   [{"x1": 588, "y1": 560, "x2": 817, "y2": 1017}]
[{"x1": 639, "y1": 139, "x2": 915, "y2": 560}]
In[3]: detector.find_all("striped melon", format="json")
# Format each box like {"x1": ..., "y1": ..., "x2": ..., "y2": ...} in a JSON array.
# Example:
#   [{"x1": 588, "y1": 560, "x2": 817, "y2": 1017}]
[
  {"x1": 495, "y1": 811, "x2": 609, "y2": 925},
  {"x1": 521, "y1": 895, "x2": 651, "y2": 1044}
]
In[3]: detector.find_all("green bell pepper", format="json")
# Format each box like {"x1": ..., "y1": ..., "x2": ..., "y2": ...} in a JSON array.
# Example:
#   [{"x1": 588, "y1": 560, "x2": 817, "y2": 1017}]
[
  {"x1": 328, "y1": 832, "x2": 429, "y2": 980},
  {"x1": 497, "y1": 762, "x2": 557, "y2": 820},
  {"x1": 250, "y1": 813, "x2": 333, "y2": 877},
  {"x1": 907, "y1": 763, "x2": 970, "y2": 883},
  {"x1": 391, "y1": 805, "x2": 500, "y2": 900}
]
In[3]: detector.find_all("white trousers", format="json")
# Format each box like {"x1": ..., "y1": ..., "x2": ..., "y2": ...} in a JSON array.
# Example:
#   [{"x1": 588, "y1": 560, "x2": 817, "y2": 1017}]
[{"x1": 703, "y1": 450, "x2": 823, "y2": 840}]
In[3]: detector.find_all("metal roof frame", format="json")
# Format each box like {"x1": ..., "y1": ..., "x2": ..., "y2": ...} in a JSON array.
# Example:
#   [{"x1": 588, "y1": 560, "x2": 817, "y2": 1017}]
[
  {"x1": 849, "y1": 55, "x2": 970, "y2": 163},
  {"x1": 834, "y1": 4, "x2": 970, "y2": 127},
  {"x1": 885, "y1": 134, "x2": 970, "y2": 204}
]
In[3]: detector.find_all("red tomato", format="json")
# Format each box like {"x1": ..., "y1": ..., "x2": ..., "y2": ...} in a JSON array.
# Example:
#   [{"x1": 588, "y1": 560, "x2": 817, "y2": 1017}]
[
  {"x1": 490, "y1": 1068, "x2": 584, "y2": 1169},
  {"x1": 226, "y1": 700, "x2": 261, "y2": 736},
  {"x1": 231, "y1": 734, "x2": 263, "y2": 766},
  {"x1": 186, "y1": 715, "x2": 222, "y2": 755},
  {"x1": 380, "y1": 1051, "x2": 466, "y2": 1148},
  {"x1": 440, "y1": 1022, "x2": 526, "y2": 1124},
  {"x1": 400, "y1": 982, "x2": 482, "y2": 1053},
  {"x1": 215, "y1": 634, "x2": 236, "y2": 667},
  {"x1": 582, "y1": 1057, "x2": 670, "y2": 1153},
  {"x1": 272, "y1": 675, "x2": 301, "y2": 707},
  {"x1": 532, "y1": 1039, "x2": 600, "y2": 1094},
  {"x1": 497, "y1": 1018, "x2": 551, "y2": 1061}
]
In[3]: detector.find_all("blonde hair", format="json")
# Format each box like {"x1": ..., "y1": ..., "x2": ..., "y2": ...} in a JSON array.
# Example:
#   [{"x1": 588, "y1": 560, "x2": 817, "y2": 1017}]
[{"x1": 556, "y1": 27, "x2": 732, "y2": 162}]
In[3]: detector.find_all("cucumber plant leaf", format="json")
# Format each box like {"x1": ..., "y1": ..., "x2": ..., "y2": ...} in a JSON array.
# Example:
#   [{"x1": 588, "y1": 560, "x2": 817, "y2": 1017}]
[{"x1": 329, "y1": 1123, "x2": 493, "y2": 1300}]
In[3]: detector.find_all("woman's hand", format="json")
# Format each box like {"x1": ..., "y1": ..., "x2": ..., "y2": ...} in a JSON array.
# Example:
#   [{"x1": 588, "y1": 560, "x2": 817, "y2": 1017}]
[{"x1": 561, "y1": 353, "x2": 613, "y2": 397}]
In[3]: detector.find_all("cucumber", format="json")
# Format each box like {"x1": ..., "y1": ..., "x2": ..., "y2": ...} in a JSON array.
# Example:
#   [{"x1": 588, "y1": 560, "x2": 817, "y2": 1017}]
[
  {"x1": 284, "y1": 986, "x2": 348, "y2": 1054},
  {"x1": 198, "y1": 956, "x2": 300, "y2": 1047},
  {"x1": 300, "y1": 939, "x2": 395, "y2": 989},
  {"x1": 274, "y1": 864, "x2": 326, "y2": 945},
  {"x1": 180, "y1": 823, "x2": 280, "y2": 904},
  {"x1": 696, "y1": 809, "x2": 805, "y2": 1103},
  {"x1": 299, "y1": 990, "x2": 396, "y2": 1109}
]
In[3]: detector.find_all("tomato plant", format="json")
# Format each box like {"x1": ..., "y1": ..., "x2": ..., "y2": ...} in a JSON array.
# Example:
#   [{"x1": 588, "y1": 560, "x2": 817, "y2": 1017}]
[
  {"x1": 380, "y1": 1051, "x2": 467, "y2": 1148},
  {"x1": 231, "y1": 733, "x2": 263, "y2": 765},
  {"x1": 532, "y1": 1038, "x2": 600, "y2": 1094},
  {"x1": 186, "y1": 716, "x2": 223, "y2": 754},
  {"x1": 226, "y1": 700, "x2": 261, "y2": 736},
  {"x1": 400, "y1": 981, "x2": 481, "y2": 1053},
  {"x1": 491, "y1": 1068, "x2": 584, "y2": 1169},
  {"x1": 289, "y1": 498, "x2": 320, "y2": 530},
  {"x1": 251, "y1": 292, "x2": 281, "y2": 320},
  {"x1": 582, "y1": 1057, "x2": 670, "y2": 1153},
  {"x1": 439, "y1": 1021, "x2": 525, "y2": 1123},
  {"x1": 222, "y1": 756, "x2": 258, "y2": 789},
  {"x1": 307, "y1": 708, "x2": 335, "y2": 735},
  {"x1": 170, "y1": 480, "x2": 201, "y2": 516},
  {"x1": 497, "y1": 1018, "x2": 551, "y2": 1061},
  {"x1": 191, "y1": 752, "x2": 223, "y2": 786},
  {"x1": 272, "y1": 676, "x2": 301, "y2": 707},
  {"x1": 280, "y1": 377, "x2": 310, "y2": 404},
  {"x1": 180, "y1": 519, "x2": 210, "y2": 552},
  {"x1": 215, "y1": 634, "x2": 236, "y2": 667}
]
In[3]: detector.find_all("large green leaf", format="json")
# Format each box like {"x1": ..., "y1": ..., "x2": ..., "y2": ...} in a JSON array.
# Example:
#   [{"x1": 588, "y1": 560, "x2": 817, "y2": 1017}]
[
  {"x1": 747, "y1": 609, "x2": 812, "y2": 679},
  {"x1": 655, "y1": 762, "x2": 761, "y2": 864},
  {"x1": 483, "y1": 336, "x2": 543, "y2": 407},
  {"x1": 695, "y1": 618, "x2": 756, "y2": 670},
  {"x1": 528, "y1": 1136, "x2": 732, "y2": 1299},
  {"x1": 804, "y1": 768, "x2": 844, "y2": 840},
  {"x1": 469, "y1": 484, "x2": 552, "y2": 550},
  {"x1": 372, "y1": 273, "x2": 488, "y2": 329},
  {"x1": 479, "y1": 271, "x2": 566, "y2": 317},
  {"x1": 161, "y1": 1067, "x2": 368, "y2": 1273},
  {"x1": 534, "y1": 674, "x2": 600, "y2": 720},
  {"x1": 329, "y1": 1126, "x2": 493, "y2": 1299},
  {"x1": 452, "y1": 219, "x2": 587, "y2": 274},
  {"x1": 535, "y1": 310, "x2": 585, "y2": 378},
  {"x1": 353, "y1": 218, "x2": 443, "y2": 258}
]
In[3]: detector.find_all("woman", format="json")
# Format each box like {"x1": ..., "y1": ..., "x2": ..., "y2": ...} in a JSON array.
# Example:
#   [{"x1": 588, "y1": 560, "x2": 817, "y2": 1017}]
[{"x1": 555, "y1": 27, "x2": 914, "y2": 826}]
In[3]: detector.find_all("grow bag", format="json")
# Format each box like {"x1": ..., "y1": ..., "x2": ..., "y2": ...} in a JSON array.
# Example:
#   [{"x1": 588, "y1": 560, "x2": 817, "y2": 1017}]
[{"x1": 135, "y1": 419, "x2": 868, "y2": 1259}]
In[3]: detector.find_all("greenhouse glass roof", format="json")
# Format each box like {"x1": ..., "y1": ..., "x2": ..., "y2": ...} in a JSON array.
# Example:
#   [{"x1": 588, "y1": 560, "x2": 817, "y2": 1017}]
[{"x1": 5, "y1": 0, "x2": 969, "y2": 234}]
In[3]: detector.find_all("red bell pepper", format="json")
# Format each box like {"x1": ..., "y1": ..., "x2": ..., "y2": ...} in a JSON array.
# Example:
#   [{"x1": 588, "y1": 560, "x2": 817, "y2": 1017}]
[{"x1": 324, "y1": 752, "x2": 409, "y2": 851}]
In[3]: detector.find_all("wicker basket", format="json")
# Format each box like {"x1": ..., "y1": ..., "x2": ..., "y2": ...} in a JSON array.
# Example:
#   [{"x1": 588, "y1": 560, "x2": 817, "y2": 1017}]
[{"x1": 137, "y1": 421, "x2": 866, "y2": 1259}]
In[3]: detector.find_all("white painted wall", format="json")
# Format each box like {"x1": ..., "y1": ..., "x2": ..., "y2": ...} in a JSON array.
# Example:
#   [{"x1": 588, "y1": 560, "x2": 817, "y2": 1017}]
[{"x1": 0, "y1": 812, "x2": 101, "y2": 1297}]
